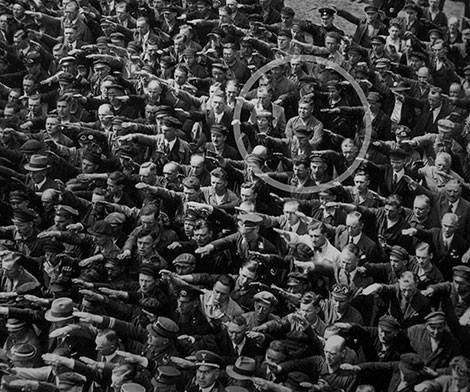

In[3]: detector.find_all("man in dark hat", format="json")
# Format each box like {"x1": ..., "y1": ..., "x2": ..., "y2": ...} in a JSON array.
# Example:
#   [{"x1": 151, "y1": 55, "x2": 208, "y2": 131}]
[
  {"x1": 185, "y1": 350, "x2": 225, "y2": 392},
  {"x1": 407, "y1": 311, "x2": 460, "y2": 369},
  {"x1": 336, "y1": 5, "x2": 388, "y2": 48}
]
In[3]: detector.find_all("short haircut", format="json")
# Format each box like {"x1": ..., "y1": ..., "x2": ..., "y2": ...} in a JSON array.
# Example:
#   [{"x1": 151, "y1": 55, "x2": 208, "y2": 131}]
[{"x1": 216, "y1": 274, "x2": 235, "y2": 291}]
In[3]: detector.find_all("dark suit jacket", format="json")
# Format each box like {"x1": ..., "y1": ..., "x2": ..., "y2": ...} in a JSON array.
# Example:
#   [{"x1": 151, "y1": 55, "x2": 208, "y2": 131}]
[
  {"x1": 26, "y1": 176, "x2": 59, "y2": 195},
  {"x1": 407, "y1": 324, "x2": 461, "y2": 369},
  {"x1": 429, "y1": 193, "x2": 470, "y2": 241},
  {"x1": 370, "y1": 165, "x2": 415, "y2": 208},
  {"x1": 334, "y1": 227, "x2": 382, "y2": 263},
  {"x1": 378, "y1": 284, "x2": 432, "y2": 328},
  {"x1": 412, "y1": 100, "x2": 452, "y2": 136},
  {"x1": 414, "y1": 228, "x2": 469, "y2": 281}
]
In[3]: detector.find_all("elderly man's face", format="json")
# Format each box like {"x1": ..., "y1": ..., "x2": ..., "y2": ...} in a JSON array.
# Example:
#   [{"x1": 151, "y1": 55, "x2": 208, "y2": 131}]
[{"x1": 399, "y1": 280, "x2": 416, "y2": 300}]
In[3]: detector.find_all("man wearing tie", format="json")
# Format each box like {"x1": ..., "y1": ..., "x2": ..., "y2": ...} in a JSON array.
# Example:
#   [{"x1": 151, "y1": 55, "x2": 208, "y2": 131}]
[
  {"x1": 334, "y1": 211, "x2": 382, "y2": 264},
  {"x1": 402, "y1": 213, "x2": 469, "y2": 280},
  {"x1": 24, "y1": 154, "x2": 59, "y2": 196}
]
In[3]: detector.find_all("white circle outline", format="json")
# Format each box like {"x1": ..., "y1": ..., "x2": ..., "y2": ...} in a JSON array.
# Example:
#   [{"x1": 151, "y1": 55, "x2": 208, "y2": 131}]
[{"x1": 232, "y1": 55, "x2": 372, "y2": 194}]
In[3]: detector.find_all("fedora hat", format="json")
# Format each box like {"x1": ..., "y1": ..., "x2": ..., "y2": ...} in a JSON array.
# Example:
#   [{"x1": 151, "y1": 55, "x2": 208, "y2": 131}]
[
  {"x1": 45, "y1": 298, "x2": 75, "y2": 322},
  {"x1": 226, "y1": 356, "x2": 256, "y2": 380},
  {"x1": 24, "y1": 154, "x2": 48, "y2": 172}
]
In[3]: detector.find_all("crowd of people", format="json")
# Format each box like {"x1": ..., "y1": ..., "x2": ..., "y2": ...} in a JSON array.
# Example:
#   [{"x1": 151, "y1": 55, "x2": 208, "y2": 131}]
[{"x1": 1, "y1": 0, "x2": 470, "y2": 391}]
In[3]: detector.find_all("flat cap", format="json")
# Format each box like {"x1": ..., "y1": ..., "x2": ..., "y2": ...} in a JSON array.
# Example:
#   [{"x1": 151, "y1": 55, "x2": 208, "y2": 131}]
[
  {"x1": 378, "y1": 315, "x2": 400, "y2": 330},
  {"x1": 5, "y1": 319, "x2": 26, "y2": 332},
  {"x1": 364, "y1": 5, "x2": 378, "y2": 13},
  {"x1": 89, "y1": 220, "x2": 113, "y2": 236},
  {"x1": 139, "y1": 264, "x2": 158, "y2": 278},
  {"x1": 146, "y1": 317, "x2": 179, "y2": 338},
  {"x1": 375, "y1": 58, "x2": 391, "y2": 68},
  {"x1": 104, "y1": 212, "x2": 126, "y2": 225},
  {"x1": 153, "y1": 366, "x2": 181, "y2": 386},
  {"x1": 55, "y1": 204, "x2": 79, "y2": 218},
  {"x1": 173, "y1": 253, "x2": 197, "y2": 266},
  {"x1": 281, "y1": 7, "x2": 295, "y2": 16},
  {"x1": 210, "y1": 124, "x2": 229, "y2": 136},
  {"x1": 238, "y1": 213, "x2": 262, "y2": 227},
  {"x1": 424, "y1": 311, "x2": 446, "y2": 325},
  {"x1": 389, "y1": 245, "x2": 409, "y2": 260},
  {"x1": 121, "y1": 383, "x2": 145, "y2": 392},
  {"x1": 20, "y1": 139, "x2": 43, "y2": 153},
  {"x1": 253, "y1": 291, "x2": 278, "y2": 306},
  {"x1": 12, "y1": 208, "x2": 37, "y2": 223},
  {"x1": 7, "y1": 343, "x2": 37, "y2": 362}
]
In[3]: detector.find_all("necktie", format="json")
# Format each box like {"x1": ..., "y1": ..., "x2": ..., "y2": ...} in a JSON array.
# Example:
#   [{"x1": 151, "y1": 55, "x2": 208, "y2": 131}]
[
  {"x1": 345, "y1": 271, "x2": 351, "y2": 286},
  {"x1": 349, "y1": 236, "x2": 354, "y2": 244},
  {"x1": 314, "y1": 246, "x2": 322, "y2": 253},
  {"x1": 164, "y1": 143, "x2": 170, "y2": 154},
  {"x1": 392, "y1": 173, "x2": 398, "y2": 186},
  {"x1": 448, "y1": 203, "x2": 454, "y2": 214}
]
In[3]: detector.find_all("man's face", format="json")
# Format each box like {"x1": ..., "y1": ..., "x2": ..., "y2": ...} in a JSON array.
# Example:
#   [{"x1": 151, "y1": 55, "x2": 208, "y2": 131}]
[
  {"x1": 346, "y1": 216, "x2": 362, "y2": 238},
  {"x1": 137, "y1": 20, "x2": 149, "y2": 35},
  {"x1": 325, "y1": 37, "x2": 338, "y2": 53},
  {"x1": 189, "y1": 159, "x2": 204, "y2": 176},
  {"x1": 378, "y1": 325, "x2": 397, "y2": 345},
  {"x1": 81, "y1": 159, "x2": 98, "y2": 174},
  {"x1": 389, "y1": 25, "x2": 400, "y2": 39},
  {"x1": 137, "y1": 235, "x2": 153, "y2": 257},
  {"x1": 308, "y1": 228, "x2": 325, "y2": 248},
  {"x1": 298, "y1": 103, "x2": 312, "y2": 119},
  {"x1": 413, "y1": 199, "x2": 429, "y2": 219},
  {"x1": 28, "y1": 98, "x2": 41, "y2": 115},
  {"x1": 298, "y1": 302, "x2": 317, "y2": 321},
  {"x1": 212, "y1": 281, "x2": 230, "y2": 304},
  {"x1": 139, "y1": 273, "x2": 156, "y2": 294},
  {"x1": 196, "y1": 366, "x2": 219, "y2": 388},
  {"x1": 63, "y1": 28, "x2": 77, "y2": 43},
  {"x1": 340, "y1": 250, "x2": 357, "y2": 273},
  {"x1": 415, "y1": 248, "x2": 431, "y2": 269},
  {"x1": 384, "y1": 204, "x2": 399, "y2": 220},
  {"x1": 435, "y1": 156, "x2": 450, "y2": 172},
  {"x1": 324, "y1": 341, "x2": 344, "y2": 368},
  {"x1": 354, "y1": 174, "x2": 369, "y2": 192},
  {"x1": 254, "y1": 301, "x2": 271, "y2": 321},
  {"x1": 240, "y1": 187, "x2": 255, "y2": 203},
  {"x1": 223, "y1": 48, "x2": 235, "y2": 63},
  {"x1": 442, "y1": 215, "x2": 457, "y2": 238},
  {"x1": 64, "y1": 3, "x2": 78, "y2": 21},
  {"x1": 95, "y1": 335, "x2": 116, "y2": 356},
  {"x1": 390, "y1": 256, "x2": 405, "y2": 272},
  {"x1": 238, "y1": 222, "x2": 259, "y2": 242},
  {"x1": 426, "y1": 322, "x2": 445, "y2": 340},
  {"x1": 56, "y1": 101, "x2": 69, "y2": 118},
  {"x1": 399, "y1": 280, "x2": 416, "y2": 300},
  {"x1": 211, "y1": 96, "x2": 225, "y2": 114},
  {"x1": 454, "y1": 276, "x2": 470, "y2": 297},
  {"x1": 265, "y1": 349, "x2": 284, "y2": 366},
  {"x1": 452, "y1": 370, "x2": 470, "y2": 390},
  {"x1": 322, "y1": 14, "x2": 333, "y2": 27},
  {"x1": 211, "y1": 132, "x2": 225, "y2": 148},
  {"x1": 310, "y1": 162, "x2": 325, "y2": 179},
  {"x1": 140, "y1": 214, "x2": 156, "y2": 231},
  {"x1": 174, "y1": 69, "x2": 186, "y2": 86},
  {"x1": 445, "y1": 183, "x2": 461, "y2": 203},
  {"x1": 227, "y1": 323, "x2": 246, "y2": 345},
  {"x1": 46, "y1": 117, "x2": 60, "y2": 135},
  {"x1": 139, "y1": 168, "x2": 156, "y2": 185},
  {"x1": 183, "y1": 187, "x2": 199, "y2": 202},
  {"x1": 277, "y1": 35, "x2": 290, "y2": 49},
  {"x1": 211, "y1": 175, "x2": 226, "y2": 194},
  {"x1": 293, "y1": 163, "x2": 308, "y2": 181},
  {"x1": 366, "y1": 11, "x2": 378, "y2": 23},
  {"x1": 283, "y1": 204, "x2": 299, "y2": 226},
  {"x1": 53, "y1": 215, "x2": 70, "y2": 231},
  {"x1": 193, "y1": 227, "x2": 212, "y2": 247},
  {"x1": 30, "y1": 169, "x2": 47, "y2": 184},
  {"x1": 237, "y1": 267, "x2": 256, "y2": 288}
]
